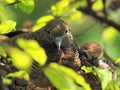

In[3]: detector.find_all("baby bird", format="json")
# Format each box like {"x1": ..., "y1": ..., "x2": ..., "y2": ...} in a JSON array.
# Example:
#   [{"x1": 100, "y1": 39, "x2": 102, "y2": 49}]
[{"x1": 79, "y1": 42, "x2": 117, "y2": 80}]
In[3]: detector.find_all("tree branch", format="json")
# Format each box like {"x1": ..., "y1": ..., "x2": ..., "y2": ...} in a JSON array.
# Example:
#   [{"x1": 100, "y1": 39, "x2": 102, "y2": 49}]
[{"x1": 77, "y1": 1, "x2": 120, "y2": 31}]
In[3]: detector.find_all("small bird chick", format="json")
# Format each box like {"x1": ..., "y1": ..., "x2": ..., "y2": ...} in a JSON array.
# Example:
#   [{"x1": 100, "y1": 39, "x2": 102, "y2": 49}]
[
  {"x1": 79, "y1": 42, "x2": 103, "y2": 67},
  {"x1": 79, "y1": 42, "x2": 117, "y2": 80}
]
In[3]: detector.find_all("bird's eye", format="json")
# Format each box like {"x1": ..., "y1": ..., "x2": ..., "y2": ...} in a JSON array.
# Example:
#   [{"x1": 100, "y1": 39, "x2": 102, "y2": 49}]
[
  {"x1": 64, "y1": 28, "x2": 69, "y2": 35},
  {"x1": 82, "y1": 51, "x2": 89, "y2": 59}
]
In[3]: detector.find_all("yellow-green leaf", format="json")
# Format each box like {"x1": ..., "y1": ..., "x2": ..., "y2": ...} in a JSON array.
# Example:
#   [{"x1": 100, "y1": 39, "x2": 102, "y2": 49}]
[
  {"x1": 94, "y1": 67, "x2": 112, "y2": 89},
  {"x1": 49, "y1": 63, "x2": 91, "y2": 90},
  {"x1": 102, "y1": 26, "x2": 119, "y2": 43},
  {"x1": 32, "y1": 15, "x2": 54, "y2": 31},
  {"x1": 17, "y1": 38, "x2": 47, "y2": 66},
  {"x1": 51, "y1": 0, "x2": 70, "y2": 16},
  {"x1": 44, "y1": 65, "x2": 83, "y2": 90},
  {"x1": 5, "y1": 0, "x2": 16, "y2": 3},
  {"x1": 0, "y1": 20, "x2": 16, "y2": 34},
  {"x1": 2, "y1": 77, "x2": 12, "y2": 85},
  {"x1": 0, "y1": 3, "x2": 8, "y2": 21},
  {"x1": 18, "y1": 0, "x2": 34, "y2": 14},
  {"x1": 9, "y1": 47, "x2": 32, "y2": 70},
  {"x1": 81, "y1": 66, "x2": 93, "y2": 73},
  {"x1": 92, "y1": 0, "x2": 103, "y2": 11},
  {"x1": 7, "y1": 70, "x2": 29, "y2": 81},
  {"x1": 0, "y1": 46, "x2": 7, "y2": 57},
  {"x1": 115, "y1": 58, "x2": 120, "y2": 64}
]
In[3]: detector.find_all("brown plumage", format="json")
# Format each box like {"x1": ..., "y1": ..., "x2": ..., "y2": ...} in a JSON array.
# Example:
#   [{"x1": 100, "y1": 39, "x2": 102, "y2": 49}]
[
  {"x1": 4, "y1": 18, "x2": 81, "y2": 70},
  {"x1": 2, "y1": 18, "x2": 81, "y2": 89},
  {"x1": 79, "y1": 42, "x2": 103, "y2": 67}
]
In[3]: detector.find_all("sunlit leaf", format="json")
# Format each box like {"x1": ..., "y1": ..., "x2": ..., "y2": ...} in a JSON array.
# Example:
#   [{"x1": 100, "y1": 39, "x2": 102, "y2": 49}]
[
  {"x1": 7, "y1": 70, "x2": 29, "y2": 81},
  {"x1": 18, "y1": 0, "x2": 34, "y2": 14},
  {"x1": 105, "y1": 80, "x2": 120, "y2": 90},
  {"x1": 0, "y1": 4, "x2": 8, "y2": 21},
  {"x1": 103, "y1": 27, "x2": 119, "y2": 43},
  {"x1": 32, "y1": 15, "x2": 54, "y2": 31},
  {"x1": 5, "y1": 0, "x2": 16, "y2": 3},
  {"x1": 49, "y1": 63, "x2": 91, "y2": 90},
  {"x1": 102, "y1": 26, "x2": 120, "y2": 60},
  {"x1": 0, "y1": 20, "x2": 16, "y2": 34},
  {"x1": 17, "y1": 38, "x2": 47, "y2": 66},
  {"x1": 9, "y1": 47, "x2": 32, "y2": 70},
  {"x1": 2, "y1": 77, "x2": 12, "y2": 85},
  {"x1": 69, "y1": 1, "x2": 87, "y2": 9},
  {"x1": 92, "y1": 0, "x2": 103, "y2": 11},
  {"x1": 81, "y1": 66, "x2": 93, "y2": 73},
  {"x1": 115, "y1": 58, "x2": 120, "y2": 64},
  {"x1": 69, "y1": 11, "x2": 84, "y2": 23},
  {"x1": 44, "y1": 65, "x2": 83, "y2": 90},
  {"x1": 51, "y1": 0, "x2": 70, "y2": 16},
  {"x1": 0, "y1": 46, "x2": 7, "y2": 57},
  {"x1": 94, "y1": 67, "x2": 112, "y2": 89}
]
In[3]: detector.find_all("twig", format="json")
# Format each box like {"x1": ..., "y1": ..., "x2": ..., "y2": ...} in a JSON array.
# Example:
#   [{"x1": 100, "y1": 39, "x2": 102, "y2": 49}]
[{"x1": 77, "y1": 0, "x2": 120, "y2": 30}]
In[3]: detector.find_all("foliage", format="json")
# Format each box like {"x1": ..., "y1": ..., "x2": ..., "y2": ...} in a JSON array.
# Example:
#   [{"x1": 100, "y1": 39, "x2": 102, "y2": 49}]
[
  {"x1": 7, "y1": 70, "x2": 29, "y2": 81},
  {"x1": 0, "y1": 20, "x2": 16, "y2": 34},
  {"x1": 0, "y1": 0, "x2": 120, "y2": 90},
  {"x1": 44, "y1": 63, "x2": 87, "y2": 90},
  {"x1": 44, "y1": 63, "x2": 91, "y2": 90},
  {"x1": 82, "y1": 66, "x2": 112, "y2": 89},
  {"x1": 17, "y1": 38, "x2": 47, "y2": 66},
  {"x1": 32, "y1": 15, "x2": 54, "y2": 31},
  {"x1": 5, "y1": 0, "x2": 34, "y2": 14}
]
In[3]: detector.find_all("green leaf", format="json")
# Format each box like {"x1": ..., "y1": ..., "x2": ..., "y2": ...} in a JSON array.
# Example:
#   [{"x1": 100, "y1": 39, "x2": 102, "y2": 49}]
[
  {"x1": 105, "y1": 80, "x2": 120, "y2": 90},
  {"x1": 102, "y1": 26, "x2": 120, "y2": 60},
  {"x1": 0, "y1": 4, "x2": 8, "y2": 21},
  {"x1": 51, "y1": 0, "x2": 70, "y2": 16},
  {"x1": 69, "y1": 1, "x2": 87, "y2": 9},
  {"x1": 2, "y1": 77, "x2": 12, "y2": 85},
  {"x1": 32, "y1": 15, "x2": 54, "y2": 31},
  {"x1": 5, "y1": 0, "x2": 16, "y2": 3},
  {"x1": 17, "y1": 38, "x2": 47, "y2": 66},
  {"x1": 115, "y1": 58, "x2": 120, "y2": 64},
  {"x1": 0, "y1": 20, "x2": 16, "y2": 34},
  {"x1": 44, "y1": 65, "x2": 83, "y2": 90},
  {"x1": 7, "y1": 70, "x2": 29, "y2": 81},
  {"x1": 92, "y1": 0, "x2": 103, "y2": 11},
  {"x1": 103, "y1": 27, "x2": 119, "y2": 43},
  {"x1": 9, "y1": 47, "x2": 32, "y2": 70},
  {"x1": 49, "y1": 63, "x2": 91, "y2": 90},
  {"x1": 94, "y1": 67, "x2": 112, "y2": 89},
  {"x1": 0, "y1": 46, "x2": 7, "y2": 57},
  {"x1": 18, "y1": 0, "x2": 34, "y2": 14},
  {"x1": 81, "y1": 66, "x2": 93, "y2": 73}
]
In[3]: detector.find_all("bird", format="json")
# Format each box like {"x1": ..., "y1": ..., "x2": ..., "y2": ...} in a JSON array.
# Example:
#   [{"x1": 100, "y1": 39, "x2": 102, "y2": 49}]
[
  {"x1": 79, "y1": 42, "x2": 117, "y2": 80},
  {"x1": 2, "y1": 18, "x2": 81, "y2": 89},
  {"x1": 4, "y1": 18, "x2": 81, "y2": 70},
  {"x1": 79, "y1": 42, "x2": 103, "y2": 67}
]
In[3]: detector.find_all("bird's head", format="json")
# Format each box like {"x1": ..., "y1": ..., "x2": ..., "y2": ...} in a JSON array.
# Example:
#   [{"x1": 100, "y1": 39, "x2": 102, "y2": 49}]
[
  {"x1": 45, "y1": 18, "x2": 73, "y2": 50},
  {"x1": 79, "y1": 42, "x2": 103, "y2": 63}
]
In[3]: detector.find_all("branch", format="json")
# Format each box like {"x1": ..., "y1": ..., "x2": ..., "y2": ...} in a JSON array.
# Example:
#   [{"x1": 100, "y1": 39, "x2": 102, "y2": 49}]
[{"x1": 77, "y1": 1, "x2": 120, "y2": 31}]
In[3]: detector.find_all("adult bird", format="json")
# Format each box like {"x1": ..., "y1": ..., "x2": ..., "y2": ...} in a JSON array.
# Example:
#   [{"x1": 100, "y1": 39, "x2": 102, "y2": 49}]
[
  {"x1": 4, "y1": 18, "x2": 81, "y2": 70},
  {"x1": 2, "y1": 18, "x2": 81, "y2": 89}
]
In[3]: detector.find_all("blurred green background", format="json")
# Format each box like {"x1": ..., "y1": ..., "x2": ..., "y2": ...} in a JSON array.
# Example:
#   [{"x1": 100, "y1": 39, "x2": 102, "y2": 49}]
[{"x1": 1, "y1": 0, "x2": 120, "y2": 61}]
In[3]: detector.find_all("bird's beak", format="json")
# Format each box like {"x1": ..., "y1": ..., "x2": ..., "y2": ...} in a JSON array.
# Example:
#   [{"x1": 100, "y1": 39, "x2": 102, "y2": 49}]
[{"x1": 55, "y1": 36, "x2": 63, "y2": 50}]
